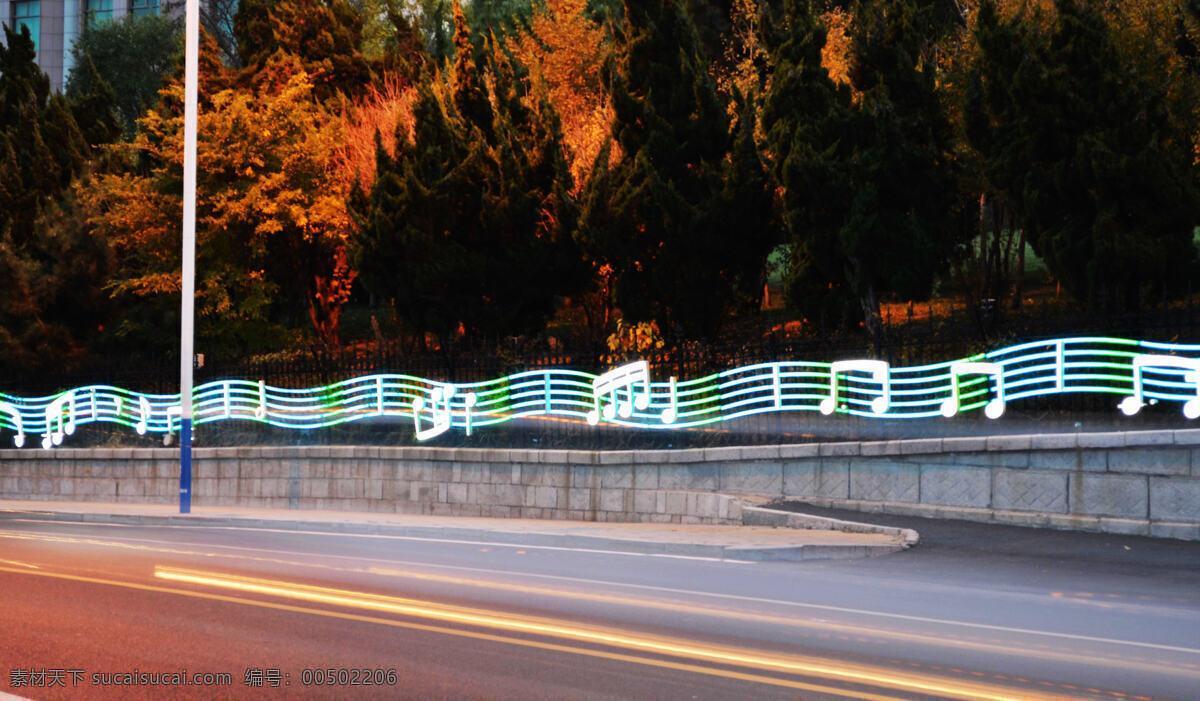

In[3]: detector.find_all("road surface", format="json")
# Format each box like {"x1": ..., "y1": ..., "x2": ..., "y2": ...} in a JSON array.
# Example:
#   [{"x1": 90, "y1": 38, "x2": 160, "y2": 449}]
[{"x1": 1, "y1": 515, "x2": 1198, "y2": 699}]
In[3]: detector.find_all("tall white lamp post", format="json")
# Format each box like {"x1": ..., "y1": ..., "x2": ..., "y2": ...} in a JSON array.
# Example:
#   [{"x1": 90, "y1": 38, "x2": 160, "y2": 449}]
[{"x1": 179, "y1": 0, "x2": 199, "y2": 513}]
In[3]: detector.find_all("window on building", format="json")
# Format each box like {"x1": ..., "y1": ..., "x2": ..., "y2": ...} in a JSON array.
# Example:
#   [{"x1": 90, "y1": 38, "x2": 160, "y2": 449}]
[
  {"x1": 86, "y1": 0, "x2": 114, "y2": 28},
  {"x1": 13, "y1": 1, "x2": 41, "y2": 53},
  {"x1": 130, "y1": 0, "x2": 158, "y2": 17}
]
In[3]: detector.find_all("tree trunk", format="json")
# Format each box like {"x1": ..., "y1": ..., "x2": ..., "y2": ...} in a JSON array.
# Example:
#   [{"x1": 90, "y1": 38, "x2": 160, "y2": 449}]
[
  {"x1": 978, "y1": 194, "x2": 989, "y2": 304},
  {"x1": 307, "y1": 246, "x2": 356, "y2": 349},
  {"x1": 855, "y1": 275, "x2": 886, "y2": 355},
  {"x1": 1012, "y1": 227, "x2": 1025, "y2": 310},
  {"x1": 989, "y1": 197, "x2": 1004, "y2": 304}
]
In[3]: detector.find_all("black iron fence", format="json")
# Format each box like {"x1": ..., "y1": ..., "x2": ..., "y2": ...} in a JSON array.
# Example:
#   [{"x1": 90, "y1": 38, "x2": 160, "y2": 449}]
[{"x1": 5, "y1": 294, "x2": 1200, "y2": 449}]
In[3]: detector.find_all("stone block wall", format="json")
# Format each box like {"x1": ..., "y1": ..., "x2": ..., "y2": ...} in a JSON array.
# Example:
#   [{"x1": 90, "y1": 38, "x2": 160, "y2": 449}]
[
  {"x1": 0, "y1": 446, "x2": 744, "y2": 525},
  {"x1": 2, "y1": 428, "x2": 1200, "y2": 539}
]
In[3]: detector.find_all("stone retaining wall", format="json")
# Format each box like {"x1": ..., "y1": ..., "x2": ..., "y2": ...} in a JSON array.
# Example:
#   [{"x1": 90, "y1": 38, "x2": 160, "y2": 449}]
[
  {"x1": 1, "y1": 428, "x2": 1199, "y2": 538},
  {"x1": 0, "y1": 446, "x2": 746, "y2": 525}
]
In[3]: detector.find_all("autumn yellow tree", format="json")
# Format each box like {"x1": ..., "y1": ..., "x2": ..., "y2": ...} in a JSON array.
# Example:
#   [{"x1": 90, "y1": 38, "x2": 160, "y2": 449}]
[
  {"x1": 719, "y1": 0, "x2": 853, "y2": 104},
  {"x1": 83, "y1": 53, "x2": 357, "y2": 352},
  {"x1": 512, "y1": 0, "x2": 612, "y2": 186}
]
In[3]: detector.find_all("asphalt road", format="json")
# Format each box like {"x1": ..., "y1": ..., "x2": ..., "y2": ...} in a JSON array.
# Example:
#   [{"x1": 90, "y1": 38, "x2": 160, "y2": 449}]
[{"x1": 1, "y1": 516, "x2": 1198, "y2": 700}]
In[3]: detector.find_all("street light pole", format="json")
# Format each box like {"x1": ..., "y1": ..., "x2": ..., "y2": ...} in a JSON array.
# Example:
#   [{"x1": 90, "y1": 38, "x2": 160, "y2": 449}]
[{"x1": 179, "y1": 0, "x2": 199, "y2": 514}]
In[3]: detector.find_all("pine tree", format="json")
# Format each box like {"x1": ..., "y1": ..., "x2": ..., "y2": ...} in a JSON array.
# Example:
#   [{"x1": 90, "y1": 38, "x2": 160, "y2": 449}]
[
  {"x1": 67, "y1": 55, "x2": 122, "y2": 148},
  {"x1": 0, "y1": 25, "x2": 111, "y2": 374},
  {"x1": 842, "y1": 0, "x2": 958, "y2": 344},
  {"x1": 463, "y1": 0, "x2": 533, "y2": 41},
  {"x1": 721, "y1": 87, "x2": 777, "y2": 311},
  {"x1": 451, "y1": 1, "x2": 494, "y2": 141},
  {"x1": 352, "y1": 7, "x2": 582, "y2": 350},
  {"x1": 967, "y1": 0, "x2": 1199, "y2": 308},
  {"x1": 234, "y1": 0, "x2": 374, "y2": 100},
  {"x1": 65, "y1": 13, "x2": 182, "y2": 138},
  {"x1": 580, "y1": 0, "x2": 771, "y2": 337},
  {"x1": 760, "y1": 0, "x2": 859, "y2": 330},
  {"x1": 762, "y1": 0, "x2": 958, "y2": 348}
]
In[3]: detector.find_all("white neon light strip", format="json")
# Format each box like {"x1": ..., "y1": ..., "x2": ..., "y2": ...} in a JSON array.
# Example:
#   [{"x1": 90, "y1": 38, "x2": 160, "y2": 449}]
[{"x1": 0, "y1": 337, "x2": 1195, "y2": 448}]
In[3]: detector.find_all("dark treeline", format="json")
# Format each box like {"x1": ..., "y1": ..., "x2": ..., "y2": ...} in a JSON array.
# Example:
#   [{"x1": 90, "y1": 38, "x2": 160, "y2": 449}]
[{"x1": 1, "y1": 0, "x2": 1199, "y2": 383}]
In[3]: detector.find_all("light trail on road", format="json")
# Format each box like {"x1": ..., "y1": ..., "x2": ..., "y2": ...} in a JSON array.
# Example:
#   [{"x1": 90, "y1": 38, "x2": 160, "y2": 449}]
[
  {"x1": 2, "y1": 518, "x2": 1196, "y2": 699},
  {"x1": 0, "y1": 561, "x2": 1064, "y2": 700},
  {"x1": 3, "y1": 524, "x2": 1195, "y2": 661}
]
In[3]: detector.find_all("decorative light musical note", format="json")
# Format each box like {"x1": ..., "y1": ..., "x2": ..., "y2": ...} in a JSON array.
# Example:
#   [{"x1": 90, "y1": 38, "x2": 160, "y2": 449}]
[
  {"x1": 413, "y1": 385, "x2": 456, "y2": 441},
  {"x1": 42, "y1": 391, "x2": 76, "y2": 449},
  {"x1": 586, "y1": 361, "x2": 652, "y2": 425},
  {"x1": 255, "y1": 380, "x2": 267, "y2": 420},
  {"x1": 660, "y1": 376, "x2": 679, "y2": 425},
  {"x1": 165, "y1": 405, "x2": 183, "y2": 445},
  {"x1": 463, "y1": 392, "x2": 478, "y2": 436},
  {"x1": 1119, "y1": 354, "x2": 1200, "y2": 419},
  {"x1": 941, "y1": 361, "x2": 1006, "y2": 419},
  {"x1": 1054, "y1": 340, "x2": 1065, "y2": 392},
  {"x1": 820, "y1": 360, "x2": 890, "y2": 416},
  {"x1": 136, "y1": 396, "x2": 152, "y2": 435},
  {"x1": 0, "y1": 401, "x2": 25, "y2": 447},
  {"x1": 772, "y1": 364, "x2": 782, "y2": 409}
]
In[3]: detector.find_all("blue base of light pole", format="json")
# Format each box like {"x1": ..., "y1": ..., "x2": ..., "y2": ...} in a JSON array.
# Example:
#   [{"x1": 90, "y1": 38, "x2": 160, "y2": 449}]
[{"x1": 180, "y1": 418, "x2": 192, "y2": 514}]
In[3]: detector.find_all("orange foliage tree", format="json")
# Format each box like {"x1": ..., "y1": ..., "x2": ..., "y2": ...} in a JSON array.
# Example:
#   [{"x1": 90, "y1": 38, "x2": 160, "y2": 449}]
[
  {"x1": 337, "y1": 73, "x2": 418, "y2": 191},
  {"x1": 511, "y1": 0, "x2": 613, "y2": 187},
  {"x1": 83, "y1": 54, "x2": 357, "y2": 352}
]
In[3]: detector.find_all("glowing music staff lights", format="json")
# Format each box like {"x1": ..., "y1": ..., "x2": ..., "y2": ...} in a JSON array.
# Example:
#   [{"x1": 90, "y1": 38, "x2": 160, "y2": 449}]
[{"x1": 2, "y1": 336, "x2": 1200, "y2": 449}]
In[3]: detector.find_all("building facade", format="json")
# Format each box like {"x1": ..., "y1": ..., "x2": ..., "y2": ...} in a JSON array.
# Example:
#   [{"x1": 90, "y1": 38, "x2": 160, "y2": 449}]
[{"x1": 2, "y1": 0, "x2": 160, "y2": 93}]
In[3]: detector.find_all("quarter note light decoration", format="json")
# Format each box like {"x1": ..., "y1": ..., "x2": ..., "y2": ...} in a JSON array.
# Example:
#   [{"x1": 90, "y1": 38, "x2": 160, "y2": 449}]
[{"x1": 2, "y1": 337, "x2": 1198, "y2": 448}]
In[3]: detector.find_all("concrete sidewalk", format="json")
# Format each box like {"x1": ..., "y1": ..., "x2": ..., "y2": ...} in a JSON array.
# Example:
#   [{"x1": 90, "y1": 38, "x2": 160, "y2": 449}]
[{"x1": 0, "y1": 500, "x2": 913, "y2": 562}]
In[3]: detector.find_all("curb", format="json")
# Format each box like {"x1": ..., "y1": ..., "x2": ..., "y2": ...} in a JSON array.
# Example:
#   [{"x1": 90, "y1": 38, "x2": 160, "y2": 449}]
[
  {"x1": 742, "y1": 503, "x2": 920, "y2": 548},
  {"x1": 723, "y1": 543, "x2": 906, "y2": 562},
  {"x1": 776, "y1": 497, "x2": 1200, "y2": 542},
  {"x1": 0, "y1": 508, "x2": 909, "y2": 562}
]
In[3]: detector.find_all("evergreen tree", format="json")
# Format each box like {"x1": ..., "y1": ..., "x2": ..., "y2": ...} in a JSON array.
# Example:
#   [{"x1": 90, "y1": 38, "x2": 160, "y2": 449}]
[
  {"x1": 966, "y1": 0, "x2": 1199, "y2": 308},
  {"x1": 759, "y1": 0, "x2": 858, "y2": 329},
  {"x1": 451, "y1": 1, "x2": 494, "y2": 142},
  {"x1": 412, "y1": 0, "x2": 455, "y2": 63},
  {"x1": 352, "y1": 3, "x2": 583, "y2": 349},
  {"x1": 67, "y1": 55, "x2": 123, "y2": 149},
  {"x1": 762, "y1": 0, "x2": 958, "y2": 348},
  {"x1": 378, "y1": 2, "x2": 431, "y2": 79},
  {"x1": 0, "y1": 24, "x2": 88, "y2": 246},
  {"x1": 843, "y1": 0, "x2": 958, "y2": 342},
  {"x1": 65, "y1": 13, "x2": 182, "y2": 138},
  {"x1": 84, "y1": 48, "x2": 359, "y2": 353},
  {"x1": 464, "y1": 0, "x2": 533, "y2": 41},
  {"x1": 234, "y1": 0, "x2": 374, "y2": 99},
  {"x1": 0, "y1": 25, "x2": 113, "y2": 374},
  {"x1": 580, "y1": 0, "x2": 772, "y2": 337},
  {"x1": 721, "y1": 87, "x2": 777, "y2": 310}
]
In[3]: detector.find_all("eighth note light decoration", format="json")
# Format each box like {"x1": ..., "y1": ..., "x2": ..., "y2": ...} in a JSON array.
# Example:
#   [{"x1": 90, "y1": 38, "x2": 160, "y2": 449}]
[{"x1": 2, "y1": 336, "x2": 1199, "y2": 449}]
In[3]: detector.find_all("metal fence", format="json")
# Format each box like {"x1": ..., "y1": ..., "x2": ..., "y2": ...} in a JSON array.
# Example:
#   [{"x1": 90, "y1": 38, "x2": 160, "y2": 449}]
[{"x1": 5, "y1": 295, "x2": 1200, "y2": 450}]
